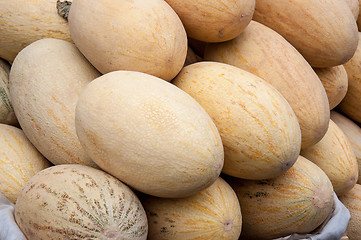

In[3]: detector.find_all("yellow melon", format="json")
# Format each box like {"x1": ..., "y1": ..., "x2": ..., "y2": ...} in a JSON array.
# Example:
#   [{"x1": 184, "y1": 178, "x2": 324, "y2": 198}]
[
  {"x1": 204, "y1": 20, "x2": 330, "y2": 149},
  {"x1": 301, "y1": 119, "x2": 358, "y2": 196},
  {"x1": 172, "y1": 61, "x2": 301, "y2": 180},
  {"x1": 142, "y1": 178, "x2": 242, "y2": 240},
  {"x1": 0, "y1": 124, "x2": 51, "y2": 203},
  {"x1": 227, "y1": 156, "x2": 334, "y2": 240}
]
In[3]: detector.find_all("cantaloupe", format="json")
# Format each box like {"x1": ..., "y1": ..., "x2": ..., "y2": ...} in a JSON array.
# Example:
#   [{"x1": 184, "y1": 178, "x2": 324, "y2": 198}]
[
  {"x1": 331, "y1": 111, "x2": 361, "y2": 184},
  {"x1": 253, "y1": 0, "x2": 359, "y2": 67},
  {"x1": 14, "y1": 164, "x2": 148, "y2": 240},
  {"x1": 164, "y1": 0, "x2": 255, "y2": 42},
  {"x1": 339, "y1": 184, "x2": 361, "y2": 240},
  {"x1": 314, "y1": 65, "x2": 348, "y2": 110},
  {"x1": 0, "y1": 0, "x2": 73, "y2": 63},
  {"x1": 172, "y1": 61, "x2": 301, "y2": 180},
  {"x1": 142, "y1": 177, "x2": 242, "y2": 240},
  {"x1": 0, "y1": 124, "x2": 51, "y2": 204},
  {"x1": 0, "y1": 58, "x2": 17, "y2": 126},
  {"x1": 227, "y1": 156, "x2": 335, "y2": 240},
  {"x1": 75, "y1": 70, "x2": 224, "y2": 198},
  {"x1": 301, "y1": 119, "x2": 358, "y2": 196},
  {"x1": 204, "y1": 21, "x2": 330, "y2": 149},
  {"x1": 338, "y1": 32, "x2": 361, "y2": 123},
  {"x1": 9, "y1": 38, "x2": 100, "y2": 167},
  {"x1": 67, "y1": 0, "x2": 187, "y2": 81}
]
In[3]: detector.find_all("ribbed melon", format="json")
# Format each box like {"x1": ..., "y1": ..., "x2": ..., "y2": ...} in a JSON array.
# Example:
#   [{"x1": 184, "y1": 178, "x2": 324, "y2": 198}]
[
  {"x1": 301, "y1": 119, "x2": 358, "y2": 196},
  {"x1": 204, "y1": 20, "x2": 329, "y2": 150},
  {"x1": 331, "y1": 111, "x2": 361, "y2": 184},
  {"x1": 172, "y1": 61, "x2": 301, "y2": 180},
  {"x1": 9, "y1": 38, "x2": 100, "y2": 167},
  {"x1": 339, "y1": 184, "x2": 361, "y2": 240},
  {"x1": 14, "y1": 164, "x2": 148, "y2": 240},
  {"x1": 0, "y1": 124, "x2": 51, "y2": 204},
  {"x1": 227, "y1": 156, "x2": 334, "y2": 240},
  {"x1": 0, "y1": 58, "x2": 17, "y2": 125},
  {"x1": 314, "y1": 65, "x2": 348, "y2": 110},
  {"x1": 142, "y1": 177, "x2": 242, "y2": 240}
]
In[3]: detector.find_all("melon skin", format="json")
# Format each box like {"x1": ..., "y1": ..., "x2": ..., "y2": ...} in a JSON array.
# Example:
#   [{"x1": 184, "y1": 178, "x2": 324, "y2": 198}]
[
  {"x1": 301, "y1": 119, "x2": 358, "y2": 196},
  {"x1": 331, "y1": 111, "x2": 361, "y2": 184},
  {"x1": 253, "y1": 0, "x2": 358, "y2": 68},
  {"x1": 9, "y1": 38, "x2": 100, "y2": 167},
  {"x1": 227, "y1": 156, "x2": 335, "y2": 240},
  {"x1": 204, "y1": 20, "x2": 330, "y2": 150},
  {"x1": 0, "y1": 58, "x2": 17, "y2": 126},
  {"x1": 0, "y1": 0, "x2": 72, "y2": 63},
  {"x1": 14, "y1": 164, "x2": 148, "y2": 240},
  {"x1": 75, "y1": 70, "x2": 224, "y2": 198},
  {"x1": 172, "y1": 61, "x2": 301, "y2": 180},
  {"x1": 339, "y1": 184, "x2": 361, "y2": 240},
  {"x1": 164, "y1": 0, "x2": 255, "y2": 42},
  {"x1": 314, "y1": 65, "x2": 348, "y2": 110},
  {"x1": 68, "y1": 0, "x2": 187, "y2": 81},
  {"x1": 0, "y1": 124, "x2": 51, "y2": 204},
  {"x1": 338, "y1": 32, "x2": 361, "y2": 123},
  {"x1": 142, "y1": 177, "x2": 242, "y2": 240}
]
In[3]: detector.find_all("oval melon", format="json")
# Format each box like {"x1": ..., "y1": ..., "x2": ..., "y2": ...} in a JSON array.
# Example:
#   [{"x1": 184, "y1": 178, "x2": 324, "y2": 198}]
[
  {"x1": 331, "y1": 111, "x2": 361, "y2": 184},
  {"x1": 0, "y1": 0, "x2": 72, "y2": 63},
  {"x1": 172, "y1": 61, "x2": 301, "y2": 180},
  {"x1": 75, "y1": 70, "x2": 224, "y2": 198},
  {"x1": 314, "y1": 65, "x2": 348, "y2": 110},
  {"x1": 301, "y1": 119, "x2": 358, "y2": 196},
  {"x1": 204, "y1": 20, "x2": 330, "y2": 149},
  {"x1": 164, "y1": 0, "x2": 255, "y2": 42},
  {"x1": 68, "y1": 0, "x2": 187, "y2": 81},
  {"x1": 253, "y1": 0, "x2": 358, "y2": 67},
  {"x1": 14, "y1": 164, "x2": 148, "y2": 240},
  {"x1": 227, "y1": 156, "x2": 335, "y2": 240},
  {"x1": 338, "y1": 32, "x2": 361, "y2": 123},
  {"x1": 339, "y1": 184, "x2": 361, "y2": 240},
  {"x1": 9, "y1": 38, "x2": 100, "y2": 167},
  {"x1": 142, "y1": 177, "x2": 242, "y2": 240},
  {"x1": 0, "y1": 124, "x2": 51, "y2": 204},
  {"x1": 0, "y1": 59, "x2": 17, "y2": 125}
]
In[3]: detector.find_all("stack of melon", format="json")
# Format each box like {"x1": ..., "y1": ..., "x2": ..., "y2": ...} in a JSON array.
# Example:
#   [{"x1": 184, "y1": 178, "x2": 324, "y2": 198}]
[{"x1": 1, "y1": 0, "x2": 361, "y2": 239}]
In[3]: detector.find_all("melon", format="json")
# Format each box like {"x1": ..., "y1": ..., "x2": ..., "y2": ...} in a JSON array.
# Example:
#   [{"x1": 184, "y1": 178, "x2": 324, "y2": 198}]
[
  {"x1": 0, "y1": 0, "x2": 72, "y2": 63},
  {"x1": 67, "y1": 0, "x2": 187, "y2": 81},
  {"x1": 204, "y1": 20, "x2": 330, "y2": 149},
  {"x1": 339, "y1": 184, "x2": 361, "y2": 240},
  {"x1": 301, "y1": 119, "x2": 358, "y2": 196},
  {"x1": 253, "y1": 0, "x2": 358, "y2": 67},
  {"x1": 172, "y1": 61, "x2": 301, "y2": 180},
  {"x1": 164, "y1": 0, "x2": 255, "y2": 42},
  {"x1": 345, "y1": 0, "x2": 360, "y2": 20},
  {"x1": 227, "y1": 156, "x2": 335, "y2": 240},
  {"x1": 0, "y1": 124, "x2": 51, "y2": 204},
  {"x1": 9, "y1": 38, "x2": 100, "y2": 167},
  {"x1": 338, "y1": 32, "x2": 361, "y2": 123},
  {"x1": 314, "y1": 65, "x2": 348, "y2": 110},
  {"x1": 0, "y1": 58, "x2": 17, "y2": 125},
  {"x1": 14, "y1": 164, "x2": 148, "y2": 240},
  {"x1": 331, "y1": 111, "x2": 361, "y2": 184},
  {"x1": 75, "y1": 70, "x2": 224, "y2": 198},
  {"x1": 142, "y1": 177, "x2": 242, "y2": 240}
]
